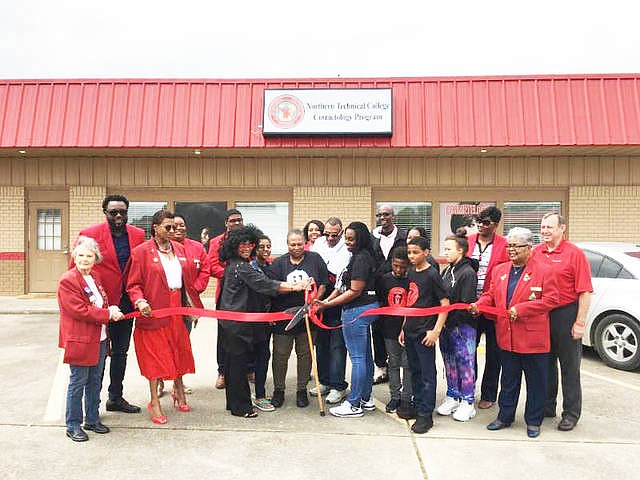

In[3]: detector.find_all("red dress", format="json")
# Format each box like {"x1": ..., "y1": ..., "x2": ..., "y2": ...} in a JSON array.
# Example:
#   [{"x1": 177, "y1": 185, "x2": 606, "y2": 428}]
[{"x1": 127, "y1": 239, "x2": 197, "y2": 380}]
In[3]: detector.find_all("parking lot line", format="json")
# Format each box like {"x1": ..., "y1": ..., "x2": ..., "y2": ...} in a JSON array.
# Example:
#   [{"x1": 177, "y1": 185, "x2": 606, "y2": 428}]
[
  {"x1": 43, "y1": 350, "x2": 68, "y2": 422},
  {"x1": 581, "y1": 368, "x2": 640, "y2": 393}
]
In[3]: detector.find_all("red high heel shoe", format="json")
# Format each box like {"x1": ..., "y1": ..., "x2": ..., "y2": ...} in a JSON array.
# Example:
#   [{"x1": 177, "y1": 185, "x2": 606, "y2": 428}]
[
  {"x1": 171, "y1": 390, "x2": 191, "y2": 412},
  {"x1": 147, "y1": 402, "x2": 167, "y2": 424}
]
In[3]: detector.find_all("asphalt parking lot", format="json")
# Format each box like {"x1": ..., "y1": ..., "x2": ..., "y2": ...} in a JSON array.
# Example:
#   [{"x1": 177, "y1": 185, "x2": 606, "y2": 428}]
[{"x1": 1, "y1": 297, "x2": 639, "y2": 480}]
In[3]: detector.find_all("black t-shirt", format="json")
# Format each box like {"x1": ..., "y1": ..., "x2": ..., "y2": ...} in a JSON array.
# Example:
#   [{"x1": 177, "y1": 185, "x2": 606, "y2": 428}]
[
  {"x1": 341, "y1": 250, "x2": 378, "y2": 308},
  {"x1": 268, "y1": 251, "x2": 329, "y2": 335},
  {"x1": 375, "y1": 272, "x2": 409, "y2": 339},
  {"x1": 403, "y1": 266, "x2": 448, "y2": 339}
]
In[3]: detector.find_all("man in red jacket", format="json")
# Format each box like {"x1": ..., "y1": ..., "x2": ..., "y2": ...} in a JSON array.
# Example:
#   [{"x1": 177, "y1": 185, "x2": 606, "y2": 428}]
[
  {"x1": 466, "y1": 206, "x2": 510, "y2": 409},
  {"x1": 75, "y1": 195, "x2": 145, "y2": 413},
  {"x1": 208, "y1": 208, "x2": 244, "y2": 389}
]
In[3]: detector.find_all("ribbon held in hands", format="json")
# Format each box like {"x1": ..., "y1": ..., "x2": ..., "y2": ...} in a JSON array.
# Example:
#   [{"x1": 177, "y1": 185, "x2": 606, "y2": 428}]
[{"x1": 360, "y1": 302, "x2": 509, "y2": 319}]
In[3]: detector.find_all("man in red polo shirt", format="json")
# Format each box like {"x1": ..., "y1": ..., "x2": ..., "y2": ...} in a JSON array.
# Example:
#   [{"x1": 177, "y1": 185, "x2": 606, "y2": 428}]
[{"x1": 532, "y1": 212, "x2": 592, "y2": 431}]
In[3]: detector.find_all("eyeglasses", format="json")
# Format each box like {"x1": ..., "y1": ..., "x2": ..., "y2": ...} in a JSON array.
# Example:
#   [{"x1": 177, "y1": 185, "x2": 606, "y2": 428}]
[
  {"x1": 376, "y1": 212, "x2": 392, "y2": 218},
  {"x1": 106, "y1": 209, "x2": 127, "y2": 216},
  {"x1": 506, "y1": 244, "x2": 529, "y2": 250},
  {"x1": 161, "y1": 225, "x2": 177, "y2": 232},
  {"x1": 478, "y1": 219, "x2": 494, "y2": 226},
  {"x1": 324, "y1": 232, "x2": 342, "y2": 238}
]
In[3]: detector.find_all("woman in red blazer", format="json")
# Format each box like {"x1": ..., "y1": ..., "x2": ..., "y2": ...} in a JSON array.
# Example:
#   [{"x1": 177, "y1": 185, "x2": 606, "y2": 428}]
[
  {"x1": 58, "y1": 236, "x2": 124, "y2": 442},
  {"x1": 471, "y1": 227, "x2": 559, "y2": 438},
  {"x1": 126, "y1": 210, "x2": 198, "y2": 425}
]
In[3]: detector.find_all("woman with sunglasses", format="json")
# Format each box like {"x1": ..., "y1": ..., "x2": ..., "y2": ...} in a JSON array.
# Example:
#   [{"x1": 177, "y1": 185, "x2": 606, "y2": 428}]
[
  {"x1": 218, "y1": 225, "x2": 308, "y2": 418},
  {"x1": 127, "y1": 209, "x2": 199, "y2": 425}
]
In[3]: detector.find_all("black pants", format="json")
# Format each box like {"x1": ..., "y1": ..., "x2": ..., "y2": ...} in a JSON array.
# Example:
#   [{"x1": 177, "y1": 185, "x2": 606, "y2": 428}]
[
  {"x1": 475, "y1": 315, "x2": 501, "y2": 402},
  {"x1": 546, "y1": 302, "x2": 582, "y2": 422},
  {"x1": 224, "y1": 331, "x2": 254, "y2": 416},
  {"x1": 372, "y1": 319, "x2": 388, "y2": 369},
  {"x1": 107, "y1": 318, "x2": 133, "y2": 403},
  {"x1": 498, "y1": 349, "x2": 548, "y2": 427}
]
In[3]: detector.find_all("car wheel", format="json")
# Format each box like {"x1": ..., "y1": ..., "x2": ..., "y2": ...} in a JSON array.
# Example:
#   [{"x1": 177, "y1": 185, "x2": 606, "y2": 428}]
[{"x1": 594, "y1": 313, "x2": 640, "y2": 371}]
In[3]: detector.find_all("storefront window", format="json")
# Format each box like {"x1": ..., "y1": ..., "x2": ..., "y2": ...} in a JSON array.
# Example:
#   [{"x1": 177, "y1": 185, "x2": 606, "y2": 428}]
[
  {"x1": 503, "y1": 201, "x2": 561, "y2": 244},
  {"x1": 128, "y1": 202, "x2": 168, "y2": 238},
  {"x1": 375, "y1": 202, "x2": 432, "y2": 245},
  {"x1": 236, "y1": 202, "x2": 289, "y2": 256}
]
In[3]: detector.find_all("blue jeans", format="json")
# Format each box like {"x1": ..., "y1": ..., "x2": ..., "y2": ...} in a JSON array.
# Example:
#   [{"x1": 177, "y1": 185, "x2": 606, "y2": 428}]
[
  {"x1": 404, "y1": 336, "x2": 437, "y2": 418},
  {"x1": 316, "y1": 306, "x2": 348, "y2": 391},
  {"x1": 498, "y1": 349, "x2": 548, "y2": 427},
  {"x1": 107, "y1": 319, "x2": 133, "y2": 402},
  {"x1": 66, "y1": 340, "x2": 108, "y2": 429},
  {"x1": 341, "y1": 302, "x2": 378, "y2": 406}
]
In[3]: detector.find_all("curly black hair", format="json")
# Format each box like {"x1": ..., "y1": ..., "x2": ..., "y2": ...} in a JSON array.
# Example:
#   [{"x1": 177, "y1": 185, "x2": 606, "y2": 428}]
[
  {"x1": 219, "y1": 224, "x2": 264, "y2": 262},
  {"x1": 346, "y1": 221, "x2": 373, "y2": 253},
  {"x1": 102, "y1": 194, "x2": 129, "y2": 211}
]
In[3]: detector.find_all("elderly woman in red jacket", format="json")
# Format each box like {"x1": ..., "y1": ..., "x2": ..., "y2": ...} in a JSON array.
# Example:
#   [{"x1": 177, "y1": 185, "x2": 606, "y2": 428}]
[
  {"x1": 58, "y1": 236, "x2": 124, "y2": 442},
  {"x1": 470, "y1": 227, "x2": 558, "y2": 438},
  {"x1": 127, "y1": 210, "x2": 199, "y2": 425}
]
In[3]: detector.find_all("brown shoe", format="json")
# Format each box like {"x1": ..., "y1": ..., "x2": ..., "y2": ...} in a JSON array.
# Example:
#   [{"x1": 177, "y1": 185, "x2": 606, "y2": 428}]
[
  {"x1": 478, "y1": 400, "x2": 495, "y2": 409},
  {"x1": 215, "y1": 374, "x2": 225, "y2": 389}
]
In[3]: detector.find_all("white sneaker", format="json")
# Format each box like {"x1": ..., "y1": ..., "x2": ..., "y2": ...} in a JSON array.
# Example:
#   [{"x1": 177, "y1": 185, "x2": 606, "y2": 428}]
[
  {"x1": 360, "y1": 397, "x2": 376, "y2": 411},
  {"x1": 452, "y1": 401, "x2": 477, "y2": 422},
  {"x1": 309, "y1": 384, "x2": 329, "y2": 397},
  {"x1": 436, "y1": 396, "x2": 460, "y2": 416},
  {"x1": 325, "y1": 389, "x2": 347, "y2": 404},
  {"x1": 329, "y1": 400, "x2": 364, "y2": 418}
]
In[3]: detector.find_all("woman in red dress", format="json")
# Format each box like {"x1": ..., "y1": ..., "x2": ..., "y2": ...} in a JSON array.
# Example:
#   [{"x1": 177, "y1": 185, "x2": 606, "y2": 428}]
[{"x1": 127, "y1": 210, "x2": 198, "y2": 424}]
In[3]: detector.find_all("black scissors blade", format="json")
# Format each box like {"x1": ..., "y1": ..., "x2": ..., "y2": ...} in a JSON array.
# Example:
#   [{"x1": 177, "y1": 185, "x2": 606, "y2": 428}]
[{"x1": 285, "y1": 305, "x2": 308, "y2": 332}]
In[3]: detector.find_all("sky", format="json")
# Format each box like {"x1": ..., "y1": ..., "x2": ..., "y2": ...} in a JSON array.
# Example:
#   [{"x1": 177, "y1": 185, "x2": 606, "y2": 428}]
[{"x1": 1, "y1": 0, "x2": 638, "y2": 80}]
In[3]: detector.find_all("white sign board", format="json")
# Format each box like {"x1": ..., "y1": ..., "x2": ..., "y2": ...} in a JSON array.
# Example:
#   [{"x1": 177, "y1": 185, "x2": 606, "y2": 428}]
[{"x1": 262, "y1": 89, "x2": 392, "y2": 135}]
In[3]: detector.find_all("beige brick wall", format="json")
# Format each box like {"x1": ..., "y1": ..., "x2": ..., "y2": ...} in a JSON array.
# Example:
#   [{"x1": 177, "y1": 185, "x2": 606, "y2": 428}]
[
  {"x1": 293, "y1": 186, "x2": 373, "y2": 230},
  {"x1": 569, "y1": 186, "x2": 640, "y2": 242},
  {"x1": 0, "y1": 187, "x2": 25, "y2": 294},
  {"x1": 0, "y1": 186, "x2": 25, "y2": 252},
  {"x1": 69, "y1": 186, "x2": 107, "y2": 241},
  {"x1": 0, "y1": 260, "x2": 24, "y2": 294}
]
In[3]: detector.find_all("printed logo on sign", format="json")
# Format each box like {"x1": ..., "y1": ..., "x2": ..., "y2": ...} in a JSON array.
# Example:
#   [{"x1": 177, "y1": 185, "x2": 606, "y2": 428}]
[{"x1": 269, "y1": 95, "x2": 304, "y2": 128}]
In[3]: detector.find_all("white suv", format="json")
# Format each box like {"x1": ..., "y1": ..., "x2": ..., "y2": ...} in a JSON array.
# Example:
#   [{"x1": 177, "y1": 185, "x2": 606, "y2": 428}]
[{"x1": 577, "y1": 242, "x2": 640, "y2": 371}]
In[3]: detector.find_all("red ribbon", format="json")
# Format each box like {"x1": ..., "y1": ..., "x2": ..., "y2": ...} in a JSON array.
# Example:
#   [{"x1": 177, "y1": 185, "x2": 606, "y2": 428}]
[
  {"x1": 123, "y1": 307, "x2": 293, "y2": 322},
  {"x1": 122, "y1": 303, "x2": 509, "y2": 329}
]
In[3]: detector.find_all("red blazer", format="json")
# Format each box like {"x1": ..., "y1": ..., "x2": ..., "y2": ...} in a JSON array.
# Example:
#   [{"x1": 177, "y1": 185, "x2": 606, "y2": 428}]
[
  {"x1": 58, "y1": 268, "x2": 111, "y2": 366},
  {"x1": 476, "y1": 258, "x2": 559, "y2": 353},
  {"x1": 126, "y1": 239, "x2": 199, "y2": 329},
  {"x1": 75, "y1": 222, "x2": 145, "y2": 305},
  {"x1": 180, "y1": 237, "x2": 211, "y2": 307},
  {"x1": 466, "y1": 232, "x2": 510, "y2": 293}
]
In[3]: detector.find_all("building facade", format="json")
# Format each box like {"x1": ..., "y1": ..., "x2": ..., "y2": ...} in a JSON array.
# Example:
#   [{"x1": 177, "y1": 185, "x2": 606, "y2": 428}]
[{"x1": 1, "y1": 75, "x2": 639, "y2": 293}]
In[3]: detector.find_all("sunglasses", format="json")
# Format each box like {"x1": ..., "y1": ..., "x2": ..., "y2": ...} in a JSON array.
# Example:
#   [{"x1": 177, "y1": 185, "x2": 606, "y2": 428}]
[
  {"x1": 106, "y1": 209, "x2": 127, "y2": 216},
  {"x1": 375, "y1": 212, "x2": 392, "y2": 218},
  {"x1": 160, "y1": 225, "x2": 177, "y2": 232},
  {"x1": 478, "y1": 219, "x2": 494, "y2": 226},
  {"x1": 506, "y1": 243, "x2": 529, "y2": 249},
  {"x1": 324, "y1": 232, "x2": 341, "y2": 238}
]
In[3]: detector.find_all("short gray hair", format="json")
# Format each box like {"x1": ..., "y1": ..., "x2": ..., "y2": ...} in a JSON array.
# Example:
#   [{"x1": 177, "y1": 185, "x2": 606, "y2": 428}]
[
  {"x1": 71, "y1": 236, "x2": 103, "y2": 264},
  {"x1": 506, "y1": 227, "x2": 534, "y2": 246},
  {"x1": 325, "y1": 217, "x2": 343, "y2": 228}
]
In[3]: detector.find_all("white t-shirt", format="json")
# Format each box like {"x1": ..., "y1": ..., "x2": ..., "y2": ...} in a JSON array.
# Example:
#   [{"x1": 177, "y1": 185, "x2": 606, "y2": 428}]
[
  {"x1": 159, "y1": 253, "x2": 183, "y2": 289},
  {"x1": 471, "y1": 241, "x2": 493, "y2": 296},
  {"x1": 372, "y1": 225, "x2": 398, "y2": 260},
  {"x1": 311, "y1": 235, "x2": 352, "y2": 289}
]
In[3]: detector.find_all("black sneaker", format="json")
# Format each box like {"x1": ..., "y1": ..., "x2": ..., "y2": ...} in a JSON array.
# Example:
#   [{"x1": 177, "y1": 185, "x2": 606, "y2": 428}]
[
  {"x1": 411, "y1": 415, "x2": 433, "y2": 434},
  {"x1": 385, "y1": 398, "x2": 400, "y2": 413},
  {"x1": 106, "y1": 398, "x2": 141, "y2": 414},
  {"x1": 397, "y1": 400, "x2": 417, "y2": 420},
  {"x1": 83, "y1": 422, "x2": 110, "y2": 434},
  {"x1": 66, "y1": 426, "x2": 89, "y2": 442},
  {"x1": 296, "y1": 390, "x2": 309, "y2": 408},
  {"x1": 271, "y1": 389, "x2": 285, "y2": 408}
]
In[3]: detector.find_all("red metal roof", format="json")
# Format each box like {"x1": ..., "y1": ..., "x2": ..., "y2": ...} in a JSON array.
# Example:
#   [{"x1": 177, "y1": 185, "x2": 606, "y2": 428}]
[{"x1": 1, "y1": 75, "x2": 639, "y2": 149}]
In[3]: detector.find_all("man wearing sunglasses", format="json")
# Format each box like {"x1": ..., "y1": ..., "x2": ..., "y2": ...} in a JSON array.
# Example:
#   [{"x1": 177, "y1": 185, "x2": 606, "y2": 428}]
[
  {"x1": 74, "y1": 194, "x2": 145, "y2": 414},
  {"x1": 465, "y1": 206, "x2": 510, "y2": 410},
  {"x1": 310, "y1": 217, "x2": 352, "y2": 404}
]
